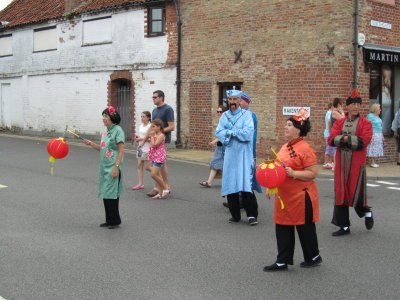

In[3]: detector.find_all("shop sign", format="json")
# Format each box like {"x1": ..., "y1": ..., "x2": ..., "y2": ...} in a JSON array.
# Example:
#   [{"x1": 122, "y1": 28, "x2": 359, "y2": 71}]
[
  {"x1": 282, "y1": 107, "x2": 311, "y2": 116},
  {"x1": 371, "y1": 20, "x2": 392, "y2": 30},
  {"x1": 364, "y1": 48, "x2": 400, "y2": 65}
]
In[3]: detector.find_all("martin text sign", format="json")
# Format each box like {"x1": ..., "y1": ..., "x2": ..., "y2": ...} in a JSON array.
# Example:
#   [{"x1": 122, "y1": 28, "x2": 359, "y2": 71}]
[{"x1": 282, "y1": 107, "x2": 311, "y2": 116}]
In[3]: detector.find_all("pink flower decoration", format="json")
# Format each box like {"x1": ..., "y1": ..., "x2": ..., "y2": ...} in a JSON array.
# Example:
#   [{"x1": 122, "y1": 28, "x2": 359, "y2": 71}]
[
  {"x1": 108, "y1": 106, "x2": 116, "y2": 115},
  {"x1": 292, "y1": 108, "x2": 309, "y2": 124},
  {"x1": 100, "y1": 141, "x2": 106, "y2": 149},
  {"x1": 105, "y1": 151, "x2": 113, "y2": 158}
]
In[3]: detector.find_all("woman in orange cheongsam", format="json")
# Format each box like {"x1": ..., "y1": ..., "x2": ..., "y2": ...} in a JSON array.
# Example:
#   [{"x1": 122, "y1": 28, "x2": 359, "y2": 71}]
[{"x1": 263, "y1": 109, "x2": 322, "y2": 272}]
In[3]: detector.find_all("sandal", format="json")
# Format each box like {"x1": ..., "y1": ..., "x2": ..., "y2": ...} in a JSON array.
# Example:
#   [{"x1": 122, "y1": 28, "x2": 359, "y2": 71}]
[
  {"x1": 152, "y1": 194, "x2": 162, "y2": 199},
  {"x1": 146, "y1": 189, "x2": 159, "y2": 197},
  {"x1": 199, "y1": 181, "x2": 211, "y2": 188},
  {"x1": 161, "y1": 190, "x2": 170, "y2": 199},
  {"x1": 132, "y1": 184, "x2": 144, "y2": 190}
]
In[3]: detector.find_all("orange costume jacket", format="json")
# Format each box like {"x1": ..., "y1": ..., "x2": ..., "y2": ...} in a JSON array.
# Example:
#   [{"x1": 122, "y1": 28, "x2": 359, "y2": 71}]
[
  {"x1": 274, "y1": 138, "x2": 319, "y2": 225},
  {"x1": 328, "y1": 114, "x2": 372, "y2": 207}
]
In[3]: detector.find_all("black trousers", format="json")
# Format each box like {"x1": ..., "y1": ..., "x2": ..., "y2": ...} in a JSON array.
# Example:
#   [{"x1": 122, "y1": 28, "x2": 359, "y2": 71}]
[
  {"x1": 103, "y1": 198, "x2": 121, "y2": 226},
  {"x1": 275, "y1": 193, "x2": 319, "y2": 264},
  {"x1": 331, "y1": 204, "x2": 371, "y2": 228},
  {"x1": 227, "y1": 192, "x2": 258, "y2": 220}
]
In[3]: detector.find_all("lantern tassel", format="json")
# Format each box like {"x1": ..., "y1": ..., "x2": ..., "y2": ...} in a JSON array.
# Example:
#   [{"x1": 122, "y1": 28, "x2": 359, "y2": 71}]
[
  {"x1": 277, "y1": 195, "x2": 285, "y2": 210},
  {"x1": 49, "y1": 156, "x2": 56, "y2": 176}
]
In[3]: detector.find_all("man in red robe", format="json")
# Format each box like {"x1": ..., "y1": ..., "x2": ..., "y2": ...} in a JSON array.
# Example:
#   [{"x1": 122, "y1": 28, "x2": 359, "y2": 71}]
[{"x1": 328, "y1": 90, "x2": 374, "y2": 236}]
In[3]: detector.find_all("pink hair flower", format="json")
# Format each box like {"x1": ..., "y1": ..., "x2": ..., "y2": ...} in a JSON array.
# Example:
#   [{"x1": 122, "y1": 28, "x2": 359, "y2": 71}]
[
  {"x1": 108, "y1": 106, "x2": 116, "y2": 115},
  {"x1": 292, "y1": 108, "x2": 309, "y2": 124}
]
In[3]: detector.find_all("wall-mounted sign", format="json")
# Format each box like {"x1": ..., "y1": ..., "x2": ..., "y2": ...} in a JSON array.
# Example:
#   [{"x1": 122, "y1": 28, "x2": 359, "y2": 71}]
[
  {"x1": 364, "y1": 48, "x2": 400, "y2": 65},
  {"x1": 371, "y1": 20, "x2": 392, "y2": 30},
  {"x1": 282, "y1": 107, "x2": 311, "y2": 116}
]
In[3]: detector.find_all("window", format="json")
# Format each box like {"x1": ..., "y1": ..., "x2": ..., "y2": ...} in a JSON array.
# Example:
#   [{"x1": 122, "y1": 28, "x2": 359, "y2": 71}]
[
  {"x1": 83, "y1": 16, "x2": 112, "y2": 46},
  {"x1": 148, "y1": 7, "x2": 165, "y2": 36},
  {"x1": 33, "y1": 26, "x2": 57, "y2": 52},
  {"x1": 0, "y1": 34, "x2": 12, "y2": 57},
  {"x1": 369, "y1": 64, "x2": 399, "y2": 135},
  {"x1": 218, "y1": 82, "x2": 242, "y2": 108}
]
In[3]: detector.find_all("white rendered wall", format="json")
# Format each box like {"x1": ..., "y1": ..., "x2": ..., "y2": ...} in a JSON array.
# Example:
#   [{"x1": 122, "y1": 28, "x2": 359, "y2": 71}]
[{"x1": 0, "y1": 8, "x2": 176, "y2": 141}]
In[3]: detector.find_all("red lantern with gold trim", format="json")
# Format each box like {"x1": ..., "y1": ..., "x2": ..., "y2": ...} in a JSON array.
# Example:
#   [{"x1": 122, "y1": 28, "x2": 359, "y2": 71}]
[
  {"x1": 256, "y1": 159, "x2": 287, "y2": 193},
  {"x1": 47, "y1": 137, "x2": 69, "y2": 175}
]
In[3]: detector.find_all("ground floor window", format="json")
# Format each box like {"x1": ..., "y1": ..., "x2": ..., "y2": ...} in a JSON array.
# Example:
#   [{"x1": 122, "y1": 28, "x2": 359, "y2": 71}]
[
  {"x1": 218, "y1": 82, "x2": 242, "y2": 108},
  {"x1": 369, "y1": 64, "x2": 400, "y2": 135}
]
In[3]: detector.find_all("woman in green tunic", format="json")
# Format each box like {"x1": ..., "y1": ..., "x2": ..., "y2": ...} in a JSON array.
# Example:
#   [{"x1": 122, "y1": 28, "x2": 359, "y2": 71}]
[{"x1": 84, "y1": 106, "x2": 125, "y2": 229}]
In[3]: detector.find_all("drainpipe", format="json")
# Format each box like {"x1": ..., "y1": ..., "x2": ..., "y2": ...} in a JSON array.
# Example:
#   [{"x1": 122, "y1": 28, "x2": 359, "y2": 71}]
[
  {"x1": 172, "y1": 0, "x2": 182, "y2": 148},
  {"x1": 353, "y1": 0, "x2": 359, "y2": 89}
]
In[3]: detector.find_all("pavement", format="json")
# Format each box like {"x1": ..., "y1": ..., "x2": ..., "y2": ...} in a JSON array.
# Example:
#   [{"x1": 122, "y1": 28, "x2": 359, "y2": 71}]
[{"x1": 1, "y1": 132, "x2": 399, "y2": 179}]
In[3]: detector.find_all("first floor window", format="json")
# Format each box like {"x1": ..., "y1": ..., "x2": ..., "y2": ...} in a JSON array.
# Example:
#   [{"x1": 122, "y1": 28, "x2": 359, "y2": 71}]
[
  {"x1": 148, "y1": 7, "x2": 165, "y2": 36},
  {"x1": 33, "y1": 26, "x2": 57, "y2": 52},
  {"x1": 0, "y1": 34, "x2": 12, "y2": 56},
  {"x1": 369, "y1": 64, "x2": 400, "y2": 135}
]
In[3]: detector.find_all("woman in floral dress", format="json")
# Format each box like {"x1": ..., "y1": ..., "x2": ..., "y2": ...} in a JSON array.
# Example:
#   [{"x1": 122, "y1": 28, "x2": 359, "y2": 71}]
[{"x1": 84, "y1": 106, "x2": 125, "y2": 229}]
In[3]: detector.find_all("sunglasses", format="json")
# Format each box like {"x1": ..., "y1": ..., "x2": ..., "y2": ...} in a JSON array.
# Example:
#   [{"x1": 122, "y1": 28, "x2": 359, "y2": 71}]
[
  {"x1": 152, "y1": 96, "x2": 159, "y2": 99},
  {"x1": 217, "y1": 111, "x2": 223, "y2": 113}
]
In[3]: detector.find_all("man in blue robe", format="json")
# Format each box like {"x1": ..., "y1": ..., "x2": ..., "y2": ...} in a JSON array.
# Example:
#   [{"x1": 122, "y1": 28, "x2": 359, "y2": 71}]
[{"x1": 216, "y1": 90, "x2": 258, "y2": 225}]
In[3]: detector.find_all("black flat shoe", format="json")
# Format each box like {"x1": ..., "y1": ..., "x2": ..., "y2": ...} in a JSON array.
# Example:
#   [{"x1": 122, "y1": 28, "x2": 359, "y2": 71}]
[
  {"x1": 365, "y1": 212, "x2": 374, "y2": 230},
  {"x1": 332, "y1": 227, "x2": 350, "y2": 236},
  {"x1": 263, "y1": 263, "x2": 288, "y2": 272},
  {"x1": 228, "y1": 217, "x2": 240, "y2": 223},
  {"x1": 108, "y1": 225, "x2": 120, "y2": 229},
  {"x1": 99, "y1": 223, "x2": 109, "y2": 227},
  {"x1": 300, "y1": 255, "x2": 322, "y2": 268},
  {"x1": 223, "y1": 202, "x2": 230, "y2": 208}
]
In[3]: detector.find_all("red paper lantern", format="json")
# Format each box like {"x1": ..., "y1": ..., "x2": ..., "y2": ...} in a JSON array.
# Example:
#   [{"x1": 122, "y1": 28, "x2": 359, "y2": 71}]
[
  {"x1": 256, "y1": 159, "x2": 287, "y2": 193},
  {"x1": 47, "y1": 137, "x2": 69, "y2": 163}
]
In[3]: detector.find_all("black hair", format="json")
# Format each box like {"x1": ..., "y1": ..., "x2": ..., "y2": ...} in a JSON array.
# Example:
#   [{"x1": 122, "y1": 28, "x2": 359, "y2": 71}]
[
  {"x1": 102, "y1": 107, "x2": 121, "y2": 125},
  {"x1": 332, "y1": 97, "x2": 343, "y2": 108},
  {"x1": 142, "y1": 111, "x2": 151, "y2": 120},
  {"x1": 153, "y1": 90, "x2": 165, "y2": 101},
  {"x1": 289, "y1": 117, "x2": 311, "y2": 137}
]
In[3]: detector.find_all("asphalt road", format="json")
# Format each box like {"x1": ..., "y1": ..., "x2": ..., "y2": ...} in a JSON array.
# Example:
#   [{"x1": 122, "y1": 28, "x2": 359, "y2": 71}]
[{"x1": 0, "y1": 135, "x2": 399, "y2": 300}]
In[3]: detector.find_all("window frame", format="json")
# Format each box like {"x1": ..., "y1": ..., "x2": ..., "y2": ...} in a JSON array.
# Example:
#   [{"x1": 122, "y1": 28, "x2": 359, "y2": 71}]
[
  {"x1": 33, "y1": 25, "x2": 57, "y2": 53},
  {"x1": 147, "y1": 6, "x2": 166, "y2": 37},
  {"x1": 0, "y1": 34, "x2": 13, "y2": 57},
  {"x1": 82, "y1": 16, "x2": 112, "y2": 47}
]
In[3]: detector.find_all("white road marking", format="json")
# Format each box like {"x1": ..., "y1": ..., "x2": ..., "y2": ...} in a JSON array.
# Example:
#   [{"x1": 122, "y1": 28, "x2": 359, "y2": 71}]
[
  {"x1": 0, "y1": 296, "x2": 8, "y2": 299},
  {"x1": 376, "y1": 181, "x2": 398, "y2": 185},
  {"x1": 0, "y1": 184, "x2": 8, "y2": 188},
  {"x1": 367, "y1": 184, "x2": 380, "y2": 187},
  {"x1": 387, "y1": 187, "x2": 400, "y2": 191}
]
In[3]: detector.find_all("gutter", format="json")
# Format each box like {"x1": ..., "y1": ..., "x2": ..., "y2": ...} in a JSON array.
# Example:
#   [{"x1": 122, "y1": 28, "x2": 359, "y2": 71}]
[
  {"x1": 353, "y1": 0, "x2": 359, "y2": 89},
  {"x1": 173, "y1": 0, "x2": 182, "y2": 148}
]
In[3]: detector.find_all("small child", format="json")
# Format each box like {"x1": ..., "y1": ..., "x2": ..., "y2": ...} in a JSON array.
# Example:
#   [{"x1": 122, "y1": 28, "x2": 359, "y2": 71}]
[
  {"x1": 148, "y1": 119, "x2": 169, "y2": 199},
  {"x1": 132, "y1": 111, "x2": 151, "y2": 190}
]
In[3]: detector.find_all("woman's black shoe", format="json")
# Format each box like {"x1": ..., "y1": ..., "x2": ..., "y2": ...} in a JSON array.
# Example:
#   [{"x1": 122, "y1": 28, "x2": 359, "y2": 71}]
[
  {"x1": 263, "y1": 263, "x2": 288, "y2": 272},
  {"x1": 300, "y1": 255, "x2": 322, "y2": 268},
  {"x1": 332, "y1": 227, "x2": 350, "y2": 236},
  {"x1": 99, "y1": 223, "x2": 109, "y2": 227}
]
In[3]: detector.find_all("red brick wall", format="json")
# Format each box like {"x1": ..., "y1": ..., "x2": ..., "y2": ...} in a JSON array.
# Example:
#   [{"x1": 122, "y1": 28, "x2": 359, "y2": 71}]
[
  {"x1": 179, "y1": 0, "x2": 400, "y2": 162},
  {"x1": 188, "y1": 81, "x2": 213, "y2": 149}
]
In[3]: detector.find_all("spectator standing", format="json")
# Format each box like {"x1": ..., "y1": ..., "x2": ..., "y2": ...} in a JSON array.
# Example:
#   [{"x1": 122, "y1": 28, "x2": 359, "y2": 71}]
[
  {"x1": 323, "y1": 101, "x2": 334, "y2": 169},
  {"x1": 199, "y1": 105, "x2": 227, "y2": 187},
  {"x1": 366, "y1": 104, "x2": 384, "y2": 168},
  {"x1": 132, "y1": 111, "x2": 151, "y2": 190},
  {"x1": 391, "y1": 101, "x2": 400, "y2": 166},
  {"x1": 141, "y1": 90, "x2": 175, "y2": 197}
]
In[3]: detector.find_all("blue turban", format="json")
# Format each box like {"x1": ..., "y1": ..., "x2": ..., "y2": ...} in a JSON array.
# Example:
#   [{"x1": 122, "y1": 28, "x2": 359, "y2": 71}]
[
  {"x1": 240, "y1": 92, "x2": 251, "y2": 104},
  {"x1": 226, "y1": 89, "x2": 243, "y2": 98}
]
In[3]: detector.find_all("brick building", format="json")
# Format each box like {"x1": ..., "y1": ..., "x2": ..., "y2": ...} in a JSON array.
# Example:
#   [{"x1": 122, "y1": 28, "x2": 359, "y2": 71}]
[
  {"x1": 0, "y1": 0, "x2": 178, "y2": 141},
  {"x1": 179, "y1": 0, "x2": 400, "y2": 162}
]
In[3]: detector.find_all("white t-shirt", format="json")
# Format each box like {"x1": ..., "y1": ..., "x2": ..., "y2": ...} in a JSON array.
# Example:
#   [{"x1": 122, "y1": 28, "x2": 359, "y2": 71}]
[{"x1": 138, "y1": 123, "x2": 151, "y2": 153}]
